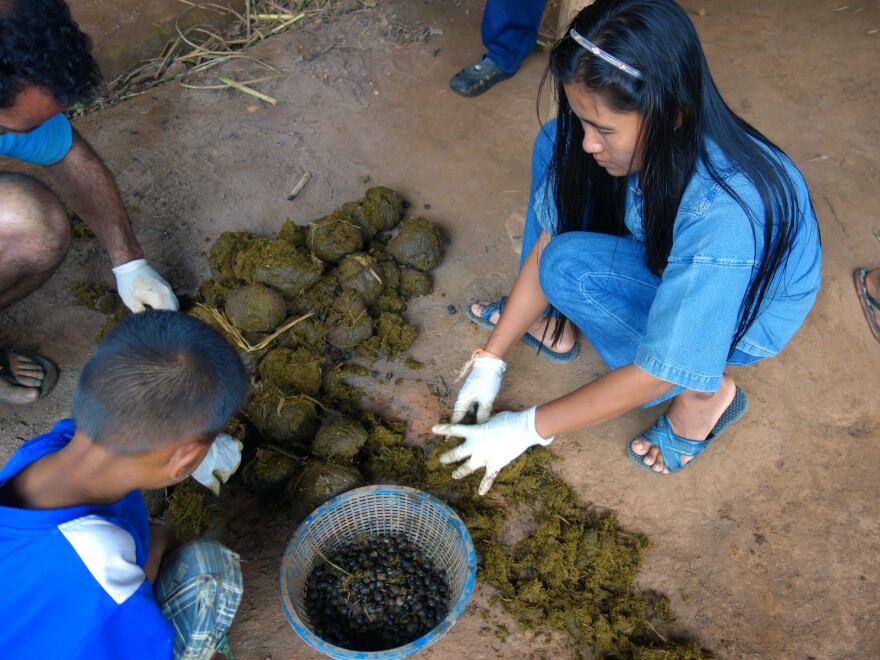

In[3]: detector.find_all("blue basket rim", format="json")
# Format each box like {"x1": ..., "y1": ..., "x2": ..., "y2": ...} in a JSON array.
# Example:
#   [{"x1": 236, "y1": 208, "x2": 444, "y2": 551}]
[{"x1": 278, "y1": 484, "x2": 477, "y2": 660}]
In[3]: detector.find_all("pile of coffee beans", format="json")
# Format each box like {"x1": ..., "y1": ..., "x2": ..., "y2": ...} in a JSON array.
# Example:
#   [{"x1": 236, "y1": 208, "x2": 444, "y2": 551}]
[{"x1": 305, "y1": 533, "x2": 450, "y2": 650}]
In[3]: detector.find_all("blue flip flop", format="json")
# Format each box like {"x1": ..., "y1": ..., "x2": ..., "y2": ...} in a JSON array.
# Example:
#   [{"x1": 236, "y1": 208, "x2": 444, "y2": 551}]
[
  {"x1": 853, "y1": 269, "x2": 880, "y2": 344},
  {"x1": 627, "y1": 386, "x2": 749, "y2": 474},
  {"x1": 465, "y1": 297, "x2": 579, "y2": 364}
]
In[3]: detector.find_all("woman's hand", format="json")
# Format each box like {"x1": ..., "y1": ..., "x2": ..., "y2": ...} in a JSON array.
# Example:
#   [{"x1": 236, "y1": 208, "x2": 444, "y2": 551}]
[
  {"x1": 451, "y1": 353, "x2": 507, "y2": 423},
  {"x1": 433, "y1": 407, "x2": 553, "y2": 495}
]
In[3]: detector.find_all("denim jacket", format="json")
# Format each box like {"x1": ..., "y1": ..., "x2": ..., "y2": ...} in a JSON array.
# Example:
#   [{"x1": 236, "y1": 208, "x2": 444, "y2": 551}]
[{"x1": 532, "y1": 120, "x2": 821, "y2": 391}]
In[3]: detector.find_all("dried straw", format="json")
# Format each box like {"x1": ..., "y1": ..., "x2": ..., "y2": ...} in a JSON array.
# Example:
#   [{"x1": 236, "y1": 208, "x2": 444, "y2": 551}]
[
  {"x1": 72, "y1": 0, "x2": 334, "y2": 116},
  {"x1": 196, "y1": 303, "x2": 314, "y2": 352}
]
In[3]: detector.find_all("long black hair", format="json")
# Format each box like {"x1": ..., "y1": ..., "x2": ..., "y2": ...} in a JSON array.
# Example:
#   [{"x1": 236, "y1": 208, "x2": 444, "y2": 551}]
[{"x1": 541, "y1": 0, "x2": 816, "y2": 354}]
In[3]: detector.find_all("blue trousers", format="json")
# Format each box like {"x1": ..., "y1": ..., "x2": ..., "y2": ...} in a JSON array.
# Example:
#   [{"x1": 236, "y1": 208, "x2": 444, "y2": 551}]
[
  {"x1": 519, "y1": 210, "x2": 759, "y2": 406},
  {"x1": 482, "y1": 0, "x2": 548, "y2": 73}
]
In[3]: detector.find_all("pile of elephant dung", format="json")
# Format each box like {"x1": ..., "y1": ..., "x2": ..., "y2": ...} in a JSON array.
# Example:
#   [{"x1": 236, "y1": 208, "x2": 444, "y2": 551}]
[
  {"x1": 198, "y1": 185, "x2": 439, "y2": 365},
  {"x1": 169, "y1": 185, "x2": 444, "y2": 538}
]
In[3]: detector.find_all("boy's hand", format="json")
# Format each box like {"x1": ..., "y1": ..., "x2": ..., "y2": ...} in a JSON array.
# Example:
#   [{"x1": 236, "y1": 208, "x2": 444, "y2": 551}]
[
  {"x1": 192, "y1": 434, "x2": 243, "y2": 495},
  {"x1": 144, "y1": 521, "x2": 179, "y2": 584}
]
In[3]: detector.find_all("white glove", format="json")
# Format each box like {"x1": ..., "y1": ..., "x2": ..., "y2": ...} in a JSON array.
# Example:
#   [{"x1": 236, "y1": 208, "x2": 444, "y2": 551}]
[
  {"x1": 452, "y1": 354, "x2": 506, "y2": 423},
  {"x1": 433, "y1": 406, "x2": 552, "y2": 496},
  {"x1": 112, "y1": 258, "x2": 178, "y2": 312},
  {"x1": 192, "y1": 433, "x2": 243, "y2": 495}
]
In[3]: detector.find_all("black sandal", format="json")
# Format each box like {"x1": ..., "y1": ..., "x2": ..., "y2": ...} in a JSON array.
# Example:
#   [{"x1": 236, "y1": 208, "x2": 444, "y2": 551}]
[
  {"x1": 450, "y1": 55, "x2": 514, "y2": 98},
  {"x1": 0, "y1": 349, "x2": 58, "y2": 403}
]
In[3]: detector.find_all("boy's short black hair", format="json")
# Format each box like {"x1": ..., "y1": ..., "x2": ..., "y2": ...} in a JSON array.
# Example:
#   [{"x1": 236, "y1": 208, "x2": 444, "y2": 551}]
[
  {"x1": 72, "y1": 311, "x2": 250, "y2": 455},
  {"x1": 0, "y1": 0, "x2": 102, "y2": 108}
]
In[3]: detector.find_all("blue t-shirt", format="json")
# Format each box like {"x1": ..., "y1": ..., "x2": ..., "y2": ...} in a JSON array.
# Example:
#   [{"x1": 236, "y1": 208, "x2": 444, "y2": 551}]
[
  {"x1": 0, "y1": 113, "x2": 73, "y2": 165},
  {"x1": 0, "y1": 420, "x2": 174, "y2": 659}
]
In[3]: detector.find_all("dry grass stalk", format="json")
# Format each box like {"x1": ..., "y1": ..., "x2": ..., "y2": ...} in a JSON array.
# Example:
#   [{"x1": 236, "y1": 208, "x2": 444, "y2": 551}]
[
  {"x1": 197, "y1": 302, "x2": 314, "y2": 352},
  {"x1": 218, "y1": 76, "x2": 278, "y2": 104}
]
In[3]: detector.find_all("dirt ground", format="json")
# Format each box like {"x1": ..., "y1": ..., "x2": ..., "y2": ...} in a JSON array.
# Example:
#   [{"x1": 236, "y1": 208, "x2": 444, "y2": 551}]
[{"x1": 2, "y1": 0, "x2": 879, "y2": 658}]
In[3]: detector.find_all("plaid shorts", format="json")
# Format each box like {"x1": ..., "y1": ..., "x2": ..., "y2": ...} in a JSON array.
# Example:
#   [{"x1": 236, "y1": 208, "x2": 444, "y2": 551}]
[{"x1": 154, "y1": 540, "x2": 243, "y2": 660}]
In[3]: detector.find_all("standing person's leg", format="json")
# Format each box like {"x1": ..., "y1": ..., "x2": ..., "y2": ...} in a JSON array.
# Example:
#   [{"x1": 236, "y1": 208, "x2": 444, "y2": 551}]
[
  {"x1": 451, "y1": 0, "x2": 548, "y2": 97},
  {"x1": 0, "y1": 172, "x2": 68, "y2": 404},
  {"x1": 154, "y1": 539, "x2": 243, "y2": 660},
  {"x1": 482, "y1": 0, "x2": 548, "y2": 74}
]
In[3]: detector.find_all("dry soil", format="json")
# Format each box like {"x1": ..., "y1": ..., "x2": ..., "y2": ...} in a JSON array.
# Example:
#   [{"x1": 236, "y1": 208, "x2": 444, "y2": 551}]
[{"x1": 1, "y1": 1, "x2": 879, "y2": 658}]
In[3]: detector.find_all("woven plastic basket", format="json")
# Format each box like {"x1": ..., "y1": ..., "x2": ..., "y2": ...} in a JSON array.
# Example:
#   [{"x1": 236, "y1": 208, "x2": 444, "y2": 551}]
[{"x1": 279, "y1": 485, "x2": 477, "y2": 659}]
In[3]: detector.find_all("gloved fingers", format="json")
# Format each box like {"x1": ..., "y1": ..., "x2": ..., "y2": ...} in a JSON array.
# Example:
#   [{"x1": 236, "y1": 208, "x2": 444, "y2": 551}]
[
  {"x1": 142, "y1": 287, "x2": 179, "y2": 311},
  {"x1": 451, "y1": 460, "x2": 480, "y2": 480},
  {"x1": 478, "y1": 469, "x2": 500, "y2": 496},
  {"x1": 450, "y1": 398, "x2": 475, "y2": 424},
  {"x1": 153, "y1": 289, "x2": 180, "y2": 311},
  {"x1": 475, "y1": 400, "x2": 494, "y2": 424},
  {"x1": 124, "y1": 297, "x2": 146, "y2": 313},
  {"x1": 431, "y1": 422, "x2": 468, "y2": 440},
  {"x1": 437, "y1": 441, "x2": 476, "y2": 465},
  {"x1": 139, "y1": 289, "x2": 164, "y2": 310}
]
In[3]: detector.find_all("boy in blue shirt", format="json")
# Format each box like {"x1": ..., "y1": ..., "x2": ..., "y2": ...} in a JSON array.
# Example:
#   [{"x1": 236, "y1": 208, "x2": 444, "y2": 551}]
[
  {"x1": 0, "y1": 0, "x2": 178, "y2": 405},
  {"x1": 0, "y1": 310, "x2": 251, "y2": 658}
]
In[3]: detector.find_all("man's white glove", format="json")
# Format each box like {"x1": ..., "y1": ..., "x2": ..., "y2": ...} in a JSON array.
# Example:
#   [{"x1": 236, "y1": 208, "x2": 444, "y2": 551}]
[
  {"x1": 112, "y1": 258, "x2": 178, "y2": 312},
  {"x1": 192, "y1": 433, "x2": 243, "y2": 495},
  {"x1": 452, "y1": 354, "x2": 506, "y2": 423},
  {"x1": 433, "y1": 406, "x2": 553, "y2": 496}
]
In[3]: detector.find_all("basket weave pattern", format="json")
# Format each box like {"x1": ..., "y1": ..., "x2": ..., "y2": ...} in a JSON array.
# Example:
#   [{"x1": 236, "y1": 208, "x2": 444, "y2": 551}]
[{"x1": 279, "y1": 485, "x2": 476, "y2": 659}]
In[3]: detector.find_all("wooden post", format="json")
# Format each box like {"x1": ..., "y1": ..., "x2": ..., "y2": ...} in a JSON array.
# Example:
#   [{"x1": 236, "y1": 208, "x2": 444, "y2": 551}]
[{"x1": 557, "y1": 0, "x2": 595, "y2": 35}]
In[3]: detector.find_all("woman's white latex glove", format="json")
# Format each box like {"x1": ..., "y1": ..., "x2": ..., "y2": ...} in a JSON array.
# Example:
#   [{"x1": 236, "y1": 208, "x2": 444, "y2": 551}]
[
  {"x1": 452, "y1": 354, "x2": 506, "y2": 423},
  {"x1": 191, "y1": 433, "x2": 243, "y2": 496},
  {"x1": 112, "y1": 258, "x2": 179, "y2": 312},
  {"x1": 433, "y1": 406, "x2": 553, "y2": 496}
]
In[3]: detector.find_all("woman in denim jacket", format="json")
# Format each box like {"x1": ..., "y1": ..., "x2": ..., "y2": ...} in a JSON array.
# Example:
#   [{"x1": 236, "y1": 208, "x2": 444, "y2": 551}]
[{"x1": 433, "y1": 0, "x2": 821, "y2": 493}]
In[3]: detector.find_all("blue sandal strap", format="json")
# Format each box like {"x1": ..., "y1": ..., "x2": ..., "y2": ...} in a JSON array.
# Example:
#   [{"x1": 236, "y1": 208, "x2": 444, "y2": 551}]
[
  {"x1": 639, "y1": 415, "x2": 707, "y2": 472},
  {"x1": 477, "y1": 296, "x2": 506, "y2": 322},
  {"x1": 465, "y1": 296, "x2": 579, "y2": 363}
]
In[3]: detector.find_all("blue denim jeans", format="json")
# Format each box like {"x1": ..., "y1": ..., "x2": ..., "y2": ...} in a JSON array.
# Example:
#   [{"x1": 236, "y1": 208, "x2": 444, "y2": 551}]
[
  {"x1": 520, "y1": 211, "x2": 760, "y2": 406},
  {"x1": 155, "y1": 540, "x2": 243, "y2": 660}
]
